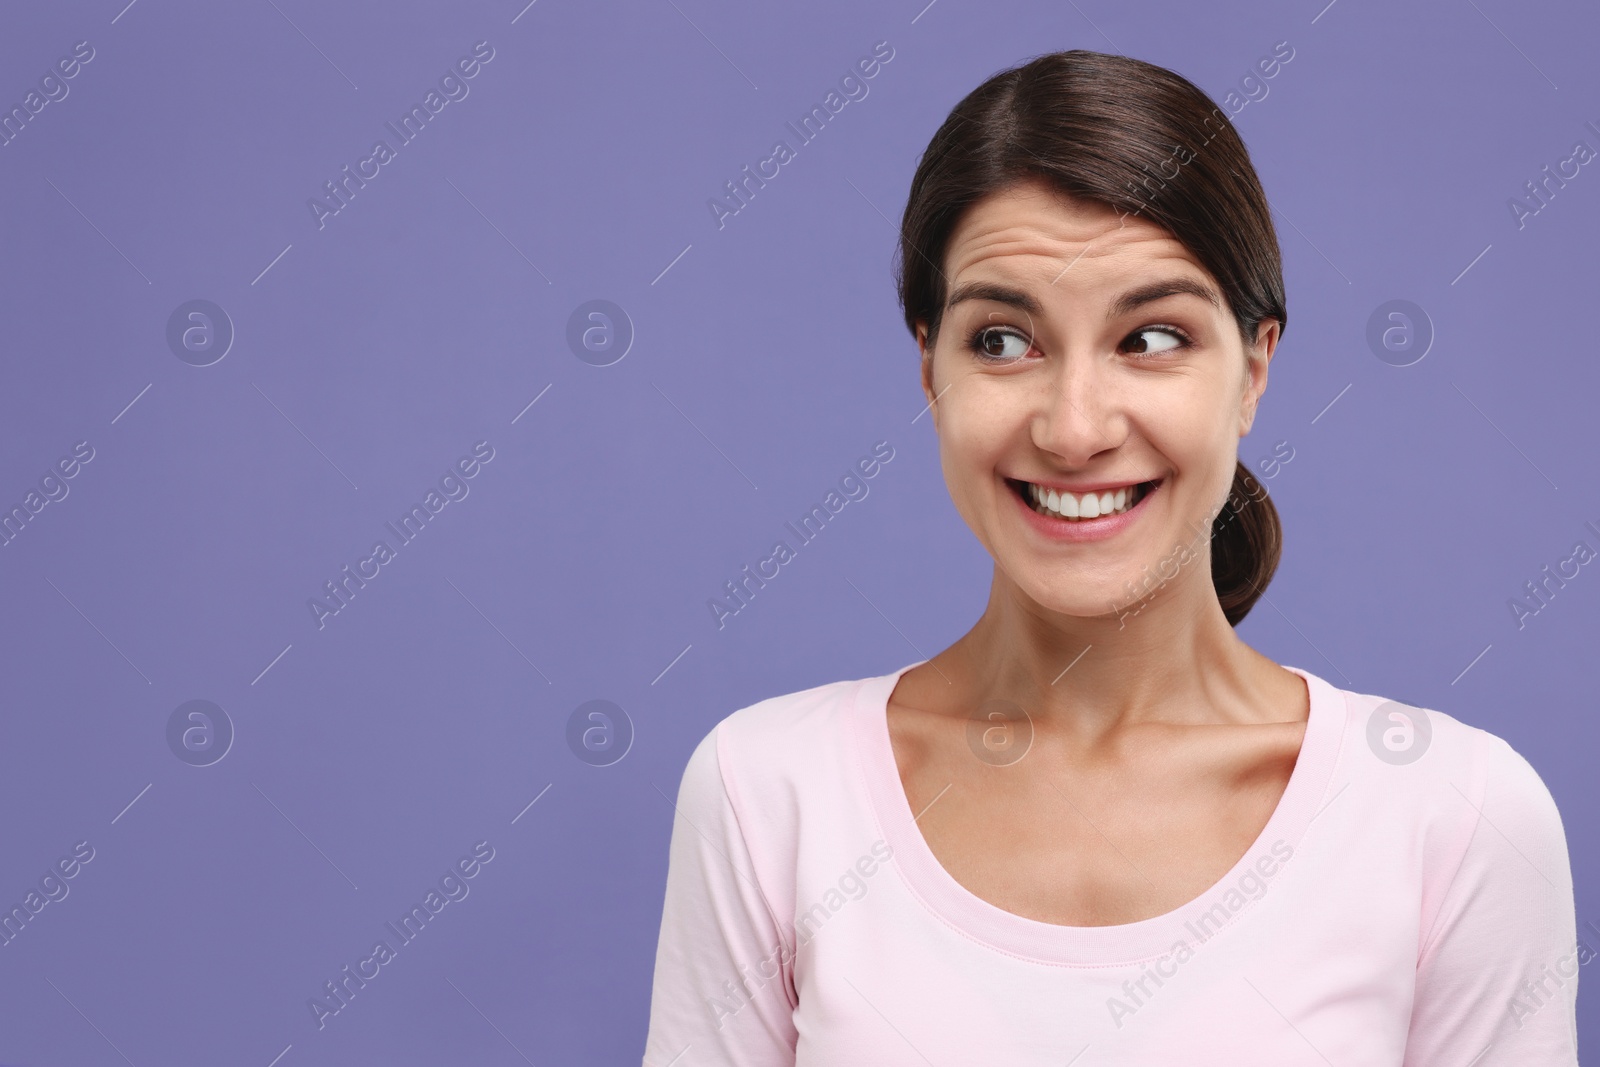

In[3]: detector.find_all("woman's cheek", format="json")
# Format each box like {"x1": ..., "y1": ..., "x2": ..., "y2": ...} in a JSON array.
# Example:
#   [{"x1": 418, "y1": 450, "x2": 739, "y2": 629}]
[
  {"x1": 937, "y1": 413, "x2": 996, "y2": 532},
  {"x1": 943, "y1": 402, "x2": 1003, "y2": 477}
]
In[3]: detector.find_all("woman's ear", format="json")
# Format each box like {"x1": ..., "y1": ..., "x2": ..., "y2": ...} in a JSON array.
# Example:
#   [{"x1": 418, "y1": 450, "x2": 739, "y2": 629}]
[
  {"x1": 917, "y1": 323, "x2": 937, "y2": 419},
  {"x1": 1239, "y1": 318, "x2": 1280, "y2": 436}
]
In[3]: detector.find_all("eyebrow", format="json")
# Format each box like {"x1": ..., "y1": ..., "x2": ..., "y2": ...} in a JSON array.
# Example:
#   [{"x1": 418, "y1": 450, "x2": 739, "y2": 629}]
[{"x1": 945, "y1": 277, "x2": 1223, "y2": 320}]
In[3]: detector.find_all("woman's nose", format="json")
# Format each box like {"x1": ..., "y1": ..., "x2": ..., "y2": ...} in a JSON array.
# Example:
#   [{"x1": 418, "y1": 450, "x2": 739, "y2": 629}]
[{"x1": 1031, "y1": 356, "x2": 1124, "y2": 465}]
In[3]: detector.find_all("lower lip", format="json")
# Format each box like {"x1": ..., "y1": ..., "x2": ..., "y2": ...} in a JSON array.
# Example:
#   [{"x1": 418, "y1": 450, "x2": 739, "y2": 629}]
[{"x1": 1010, "y1": 480, "x2": 1160, "y2": 543}]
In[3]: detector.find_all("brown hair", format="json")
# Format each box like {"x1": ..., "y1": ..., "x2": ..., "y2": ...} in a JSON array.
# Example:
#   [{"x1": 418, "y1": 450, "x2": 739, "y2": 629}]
[{"x1": 893, "y1": 49, "x2": 1285, "y2": 626}]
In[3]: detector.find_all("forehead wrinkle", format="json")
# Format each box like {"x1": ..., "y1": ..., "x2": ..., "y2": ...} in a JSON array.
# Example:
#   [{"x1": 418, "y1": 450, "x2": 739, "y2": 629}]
[
  {"x1": 947, "y1": 194, "x2": 1149, "y2": 266},
  {"x1": 942, "y1": 193, "x2": 1218, "y2": 330},
  {"x1": 947, "y1": 217, "x2": 1194, "y2": 294},
  {"x1": 948, "y1": 226, "x2": 1122, "y2": 280},
  {"x1": 947, "y1": 248, "x2": 1216, "y2": 328}
]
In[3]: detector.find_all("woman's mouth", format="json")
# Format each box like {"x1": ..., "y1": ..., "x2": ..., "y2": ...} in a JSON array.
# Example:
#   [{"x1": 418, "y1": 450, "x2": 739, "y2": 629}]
[{"x1": 1005, "y1": 477, "x2": 1162, "y2": 522}]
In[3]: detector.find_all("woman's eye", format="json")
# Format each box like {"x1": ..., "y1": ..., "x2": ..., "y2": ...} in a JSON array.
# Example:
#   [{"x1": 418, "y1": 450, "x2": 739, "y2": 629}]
[
  {"x1": 970, "y1": 326, "x2": 1031, "y2": 361},
  {"x1": 1124, "y1": 327, "x2": 1188, "y2": 356}
]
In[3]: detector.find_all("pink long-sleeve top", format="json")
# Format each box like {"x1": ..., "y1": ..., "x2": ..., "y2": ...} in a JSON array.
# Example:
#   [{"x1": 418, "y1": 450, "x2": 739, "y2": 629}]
[{"x1": 642, "y1": 660, "x2": 1581, "y2": 1065}]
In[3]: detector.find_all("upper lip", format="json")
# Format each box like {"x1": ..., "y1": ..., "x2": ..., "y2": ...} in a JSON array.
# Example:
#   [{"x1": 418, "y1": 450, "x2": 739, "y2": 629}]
[{"x1": 1009, "y1": 475, "x2": 1163, "y2": 495}]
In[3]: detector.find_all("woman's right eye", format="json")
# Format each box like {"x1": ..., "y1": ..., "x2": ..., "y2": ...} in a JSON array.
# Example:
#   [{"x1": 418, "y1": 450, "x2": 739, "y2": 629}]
[{"x1": 967, "y1": 326, "x2": 1032, "y2": 362}]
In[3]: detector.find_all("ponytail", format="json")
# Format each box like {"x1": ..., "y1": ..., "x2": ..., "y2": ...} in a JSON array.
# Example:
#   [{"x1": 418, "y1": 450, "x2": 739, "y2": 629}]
[{"x1": 1211, "y1": 461, "x2": 1281, "y2": 627}]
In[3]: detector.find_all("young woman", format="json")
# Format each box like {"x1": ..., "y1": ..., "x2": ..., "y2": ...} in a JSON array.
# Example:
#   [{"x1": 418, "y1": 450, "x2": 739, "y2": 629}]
[{"x1": 643, "y1": 50, "x2": 1580, "y2": 1065}]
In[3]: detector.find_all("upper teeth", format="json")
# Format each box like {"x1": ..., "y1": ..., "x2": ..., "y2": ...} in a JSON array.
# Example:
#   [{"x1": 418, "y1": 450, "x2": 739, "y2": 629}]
[{"x1": 1027, "y1": 482, "x2": 1141, "y2": 519}]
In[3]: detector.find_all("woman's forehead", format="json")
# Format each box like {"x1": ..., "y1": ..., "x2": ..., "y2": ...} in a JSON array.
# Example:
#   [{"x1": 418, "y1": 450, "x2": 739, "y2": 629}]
[{"x1": 944, "y1": 185, "x2": 1200, "y2": 292}]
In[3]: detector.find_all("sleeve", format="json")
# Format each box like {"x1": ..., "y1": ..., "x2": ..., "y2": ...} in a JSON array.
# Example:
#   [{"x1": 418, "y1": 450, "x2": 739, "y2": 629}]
[
  {"x1": 641, "y1": 724, "x2": 799, "y2": 1067},
  {"x1": 1402, "y1": 734, "x2": 1581, "y2": 1066}
]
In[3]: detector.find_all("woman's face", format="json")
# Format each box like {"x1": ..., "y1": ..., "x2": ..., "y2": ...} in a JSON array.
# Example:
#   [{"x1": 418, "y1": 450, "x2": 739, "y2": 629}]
[{"x1": 918, "y1": 178, "x2": 1279, "y2": 619}]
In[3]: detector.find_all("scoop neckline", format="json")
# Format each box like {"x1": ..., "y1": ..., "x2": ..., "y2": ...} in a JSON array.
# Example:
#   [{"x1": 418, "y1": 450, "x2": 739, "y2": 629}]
[{"x1": 848, "y1": 658, "x2": 1347, "y2": 967}]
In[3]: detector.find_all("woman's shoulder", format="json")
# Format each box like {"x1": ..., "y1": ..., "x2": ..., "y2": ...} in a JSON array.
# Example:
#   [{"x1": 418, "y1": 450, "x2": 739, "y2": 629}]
[
  {"x1": 1331, "y1": 677, "x2": 1548, "y2": 776},
  {"x1": 676, "y1": 664, "x2": 894, "y2": 799},
  {"x1": 1321, "y1": 676, "x2": 1567, "y2": 850}
]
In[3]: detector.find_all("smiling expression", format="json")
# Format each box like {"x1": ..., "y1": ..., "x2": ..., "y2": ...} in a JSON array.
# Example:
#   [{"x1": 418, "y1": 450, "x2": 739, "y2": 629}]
[{"x1": 918, "y1": 178, "x2": 1280, "y2": 617}]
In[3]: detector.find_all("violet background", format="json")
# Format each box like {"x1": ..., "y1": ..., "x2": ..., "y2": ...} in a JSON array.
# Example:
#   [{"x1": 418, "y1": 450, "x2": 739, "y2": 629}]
[{"x1": 0, "y1": 0, "x2": 1595, "y2": 1063}]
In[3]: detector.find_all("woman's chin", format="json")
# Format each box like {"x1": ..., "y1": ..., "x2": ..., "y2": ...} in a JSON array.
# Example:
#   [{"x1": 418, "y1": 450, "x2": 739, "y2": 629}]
[{"x1": 1016, "y1": 578, "x2": 1138, "y2": 621}]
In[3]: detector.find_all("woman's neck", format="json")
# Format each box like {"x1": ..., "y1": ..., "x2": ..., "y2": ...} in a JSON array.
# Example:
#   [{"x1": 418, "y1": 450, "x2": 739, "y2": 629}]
[{"x1": 927, "y1": 562, "x2": 1283, "y2": 739}]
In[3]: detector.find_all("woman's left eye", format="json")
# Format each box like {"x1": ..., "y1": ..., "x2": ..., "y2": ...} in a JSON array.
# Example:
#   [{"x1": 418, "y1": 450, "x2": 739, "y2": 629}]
[
  {"x1": 1123, "y1": 326, "x2": 1191, "y2": 357},
  {"x1": 967, "y1": 326, "x2": 1033, "y2": 362}
]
